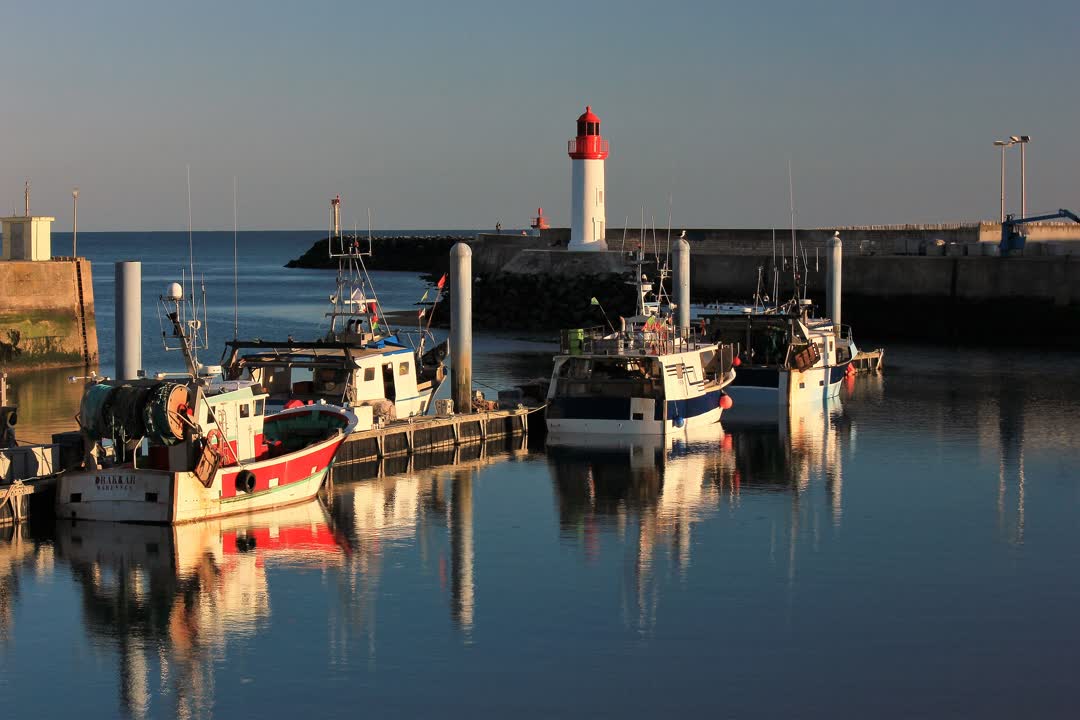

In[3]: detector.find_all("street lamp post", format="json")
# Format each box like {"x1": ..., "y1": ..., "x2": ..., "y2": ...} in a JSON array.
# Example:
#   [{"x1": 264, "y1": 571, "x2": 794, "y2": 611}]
[
  {"x1": 993, "y1": 140, "x2": 1012, "y2": 222},
  {"x1": 1010, "y1": 135, "x2": 1030, "y2": 218},
  {"x1": 72, "y1": 188, "x2": 79, "y2": 257}
]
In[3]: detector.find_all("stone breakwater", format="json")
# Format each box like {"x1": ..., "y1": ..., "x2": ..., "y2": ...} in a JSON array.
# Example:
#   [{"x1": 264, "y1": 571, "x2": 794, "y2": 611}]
[
  {"x1": 289, "y1": 227, "x2": 1080, "y2": 346},
  {"x1": 429, "y1": 272, "x2": 639, "y2": 332},
  {"x1": 286, "y1": 235, "x2": 463, "y2": 272}
]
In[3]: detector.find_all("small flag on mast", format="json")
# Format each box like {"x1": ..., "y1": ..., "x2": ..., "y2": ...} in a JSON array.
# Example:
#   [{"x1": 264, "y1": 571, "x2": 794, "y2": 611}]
[
  {"x1": 436, "y1": 273, "x2": 448, "y2": 289},
  {"x1": 590, "y1": 297, "x2": 600, "y2": 306}
]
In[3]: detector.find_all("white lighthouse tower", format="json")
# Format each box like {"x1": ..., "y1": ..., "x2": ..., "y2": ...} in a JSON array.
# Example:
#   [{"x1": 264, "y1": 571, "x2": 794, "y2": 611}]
[{"x1": 568, "y1": 106, "x2": 609, "y2": 251}]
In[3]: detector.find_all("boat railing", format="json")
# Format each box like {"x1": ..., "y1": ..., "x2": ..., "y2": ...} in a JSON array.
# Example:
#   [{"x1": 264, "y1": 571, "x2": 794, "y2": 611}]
[{"x1": 560, "y1": 326, "x2": 713, "y2": 356}]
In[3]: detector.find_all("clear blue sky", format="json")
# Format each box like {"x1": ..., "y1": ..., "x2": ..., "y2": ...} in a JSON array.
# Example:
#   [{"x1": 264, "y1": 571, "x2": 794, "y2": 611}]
[{"x1": 3, "y1": 0, "x2": 1078, "y2": 231}]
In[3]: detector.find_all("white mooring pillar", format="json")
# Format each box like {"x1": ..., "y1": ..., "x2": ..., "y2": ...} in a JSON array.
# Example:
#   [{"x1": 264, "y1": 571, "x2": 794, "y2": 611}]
[
  {"x1": 115, "y1": 261, "x2": 143, "y2": 380},
  {"x1": 674, "y1": 237, "x2": 691, "y2": 334},
  {"x1": 827, "y1": 231, "x2": 842, "y2": 334},
  {"x1": 450, "y1": 243, "x2": 472, "y2": 414}
]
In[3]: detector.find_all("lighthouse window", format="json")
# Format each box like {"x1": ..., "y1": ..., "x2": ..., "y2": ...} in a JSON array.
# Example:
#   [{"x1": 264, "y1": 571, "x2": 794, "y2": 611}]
[{"x1": 599, "y1": 190, "x2": 603, "y2": 204}]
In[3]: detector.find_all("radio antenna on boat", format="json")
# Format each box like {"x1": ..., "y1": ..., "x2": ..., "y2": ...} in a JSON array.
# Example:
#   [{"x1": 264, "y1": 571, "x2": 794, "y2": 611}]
[
  {"x1": 788, "y1": 158, "x2": 798, "y2": 301},
  {"x1": 187, "y1": 165, "x2": 194, "y2": 308},
  {"x1": 233, "y1": 175, "x2": 239, "y2": 340}
]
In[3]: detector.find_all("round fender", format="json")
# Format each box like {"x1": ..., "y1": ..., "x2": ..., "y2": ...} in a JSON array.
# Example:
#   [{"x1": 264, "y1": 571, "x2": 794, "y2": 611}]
[{"x1": 235, "y1": 469, "x2": 256, "y2": 494}]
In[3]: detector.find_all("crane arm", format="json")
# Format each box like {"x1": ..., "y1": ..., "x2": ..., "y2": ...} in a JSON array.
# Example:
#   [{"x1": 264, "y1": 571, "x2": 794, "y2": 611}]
[{"x1": 1009, "y1": 209, "x2": 1080, "y2": 225}]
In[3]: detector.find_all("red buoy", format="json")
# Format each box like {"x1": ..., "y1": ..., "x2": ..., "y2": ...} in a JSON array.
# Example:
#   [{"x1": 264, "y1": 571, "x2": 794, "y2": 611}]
[
  {"x1": 284, "y1": 399, "x2": 304, "y2": 409},
  {"x1": 719, "y1": 394, "x2": 734, "y2": 410},
  {"x1": 733, "y1": 356, "x2": 742, "y2": 367}
]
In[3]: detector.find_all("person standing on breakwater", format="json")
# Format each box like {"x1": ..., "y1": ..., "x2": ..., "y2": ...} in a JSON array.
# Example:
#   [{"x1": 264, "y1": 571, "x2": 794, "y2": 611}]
[{"x1": 495, "y1": 221, "x2": 502, "y2": 234}]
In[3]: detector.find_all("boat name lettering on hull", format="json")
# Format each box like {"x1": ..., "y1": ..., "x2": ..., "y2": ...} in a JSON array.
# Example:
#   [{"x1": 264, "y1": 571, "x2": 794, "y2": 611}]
[{"x1": 95, "y1": 475, "x2": 136, "y2": 490}]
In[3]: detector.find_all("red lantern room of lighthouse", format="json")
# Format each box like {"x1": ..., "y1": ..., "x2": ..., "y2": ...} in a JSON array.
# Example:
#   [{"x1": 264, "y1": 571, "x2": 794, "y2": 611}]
[{"x1": 567, "y1": 106, "x2": 610, "y2": 251}]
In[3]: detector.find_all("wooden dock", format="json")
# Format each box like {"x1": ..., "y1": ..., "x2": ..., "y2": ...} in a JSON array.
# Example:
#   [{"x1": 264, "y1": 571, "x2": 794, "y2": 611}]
[
  {"x1": 335, "y1": 406, "x2": 535, "y2": 464},
  {"x1": 0, "y1": 477, "x2": 56, "y2": 527},
  {"x1": 852, "y1": 348, "x2": 885, "y2": 373}
]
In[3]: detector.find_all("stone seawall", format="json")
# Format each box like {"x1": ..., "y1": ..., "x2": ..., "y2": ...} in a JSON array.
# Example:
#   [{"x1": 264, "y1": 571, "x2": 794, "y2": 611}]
[{"x1": 0, "y1": 259, "x2": 98, "y2": 369}]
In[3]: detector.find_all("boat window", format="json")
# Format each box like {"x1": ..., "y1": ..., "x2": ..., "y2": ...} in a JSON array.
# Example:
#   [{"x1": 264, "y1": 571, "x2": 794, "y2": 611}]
[
  {"x1": 206, "y1": 407, "x2": 214, "y2": 424},
  {"x1": 399, "y1": 362, "x2": 410, "y2": 376},
  {"x1": 254, "y1": 399, "x2": 265, "y2": 416},
  {"x1": 239, "y1": 404, "x2": 250, "y2": 419},
  {"x1": 364, "y1": 367, "x2": 376, "y2": 382}
]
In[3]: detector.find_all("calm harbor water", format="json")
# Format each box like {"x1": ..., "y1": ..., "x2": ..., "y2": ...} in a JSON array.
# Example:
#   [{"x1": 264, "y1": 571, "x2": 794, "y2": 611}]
[{"x1": 2, "y1": 233, "x2": 1079, "y2": 718}]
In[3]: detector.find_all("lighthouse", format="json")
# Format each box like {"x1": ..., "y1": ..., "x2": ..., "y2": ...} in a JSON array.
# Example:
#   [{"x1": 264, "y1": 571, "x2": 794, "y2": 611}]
[{"x1": 568, "y1": 106, "x2": 609, "y2": 251}]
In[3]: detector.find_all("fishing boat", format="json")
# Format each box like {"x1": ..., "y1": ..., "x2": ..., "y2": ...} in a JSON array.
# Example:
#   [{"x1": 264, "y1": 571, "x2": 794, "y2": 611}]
[
  {"x1": 221, "y1": 196, "x2": 447, "y2": 427},
  {"x1": 56, "y1": 283, "x2": 357, "y2": 524},
  {"x1": 545, "y1": 248, "x2": 738, "y2": 435},
  {"x1": 693, "y1": 251, "x2": 856, "y2": 410}
]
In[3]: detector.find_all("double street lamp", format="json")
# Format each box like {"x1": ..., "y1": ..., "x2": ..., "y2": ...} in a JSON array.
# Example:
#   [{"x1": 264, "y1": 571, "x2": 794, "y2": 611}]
[{"x1": 993, "y1": 135, "x2": 1031, "y2": 222}]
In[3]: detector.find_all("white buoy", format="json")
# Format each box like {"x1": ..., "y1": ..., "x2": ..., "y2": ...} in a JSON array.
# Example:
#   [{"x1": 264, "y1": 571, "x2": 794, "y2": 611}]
[
  {"x1": 827, "y1": 232, "x2": 842, "y2": 334},
  {"x1": 568, "y1": 106, "x2": 609, "y2": 251},
  {"x1": 450, "y1": 243, "x2": 472, "y2": 414},
  {"x1": 674, "y1": 237, "x2": 691, "y2": 334},
  {"x1": 115, "y1": 261, "x2": 142, "y2": 380}
]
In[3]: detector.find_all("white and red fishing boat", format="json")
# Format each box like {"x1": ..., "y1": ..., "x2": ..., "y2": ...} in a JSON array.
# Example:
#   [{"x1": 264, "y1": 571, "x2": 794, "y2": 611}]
[{"x1": 57, "y1": 283, "x2": 356, "y2": 524}]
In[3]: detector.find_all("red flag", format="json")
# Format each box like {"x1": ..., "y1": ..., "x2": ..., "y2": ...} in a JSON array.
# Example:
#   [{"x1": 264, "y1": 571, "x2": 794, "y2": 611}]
[{"x1": 436, "y1": 273, "x2": 448, "y2": 289}]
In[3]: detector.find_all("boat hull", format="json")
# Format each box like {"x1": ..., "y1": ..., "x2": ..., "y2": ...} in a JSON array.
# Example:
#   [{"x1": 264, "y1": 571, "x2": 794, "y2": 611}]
[
  {"x1": 726, "y1": 363, "x2": 847, "y2": 408},
  {"x1": 546, "y1": 391, "x2": 725, "y2": 436},
  {"x1": 56, "y1": 431, "x2": 345, "y2": 524}
]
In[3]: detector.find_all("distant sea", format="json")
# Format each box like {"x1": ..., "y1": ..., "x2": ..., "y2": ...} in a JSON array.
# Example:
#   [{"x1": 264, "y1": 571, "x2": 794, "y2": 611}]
[{"x1": 53, "y1": 230, "x2": 481, "y2": 376}]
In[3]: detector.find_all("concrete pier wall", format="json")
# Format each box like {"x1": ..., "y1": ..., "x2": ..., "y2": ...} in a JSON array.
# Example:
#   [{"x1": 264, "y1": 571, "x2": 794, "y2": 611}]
[{"x1": 0, "y1": 259, "x2": 98, "y2": 369}]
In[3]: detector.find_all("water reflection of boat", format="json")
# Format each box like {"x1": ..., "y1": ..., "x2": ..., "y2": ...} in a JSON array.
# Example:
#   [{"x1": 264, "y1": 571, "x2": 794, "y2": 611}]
[
  {"x1": 0, "y1": 523, "x2": 53, "y2": 648},
  {"x1": 548, "y1": 400, "x2": 850, "y2": 630},
  {"x1": 52, "y1": 500, "x2": 344, "y2": 719}
]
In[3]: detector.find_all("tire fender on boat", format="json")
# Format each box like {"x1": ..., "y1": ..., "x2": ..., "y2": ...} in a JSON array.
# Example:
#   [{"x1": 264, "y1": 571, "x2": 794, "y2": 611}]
[{"x1": 235, "y1": 469, "x2": 256, "y2": 494}]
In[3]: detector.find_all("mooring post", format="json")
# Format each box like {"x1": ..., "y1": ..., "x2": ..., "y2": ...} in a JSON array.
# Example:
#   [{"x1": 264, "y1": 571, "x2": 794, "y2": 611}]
[
  {"x1": 115, "y1": 261, "x2": 142, "y2": 380},
  {"x1": 827, "y1": 232, "x2": 842, "y2": 335},
  {"x1": 674, "y1": 237, "x2": 691, "y2": 336},
  {"x1": 450, "y1": 242, "x2": 473, "y2": 414}
]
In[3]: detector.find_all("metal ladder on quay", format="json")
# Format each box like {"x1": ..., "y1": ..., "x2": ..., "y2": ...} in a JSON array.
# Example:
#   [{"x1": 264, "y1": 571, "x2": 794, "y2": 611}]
[{"x1": 74, "y1": 259, "x2": 91, "y2": 364}]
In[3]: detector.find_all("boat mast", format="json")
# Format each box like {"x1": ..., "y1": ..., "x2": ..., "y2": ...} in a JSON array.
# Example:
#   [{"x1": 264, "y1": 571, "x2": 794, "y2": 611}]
[{"x1": 233, "y1": 176, "x2": 239, "y2": 340}]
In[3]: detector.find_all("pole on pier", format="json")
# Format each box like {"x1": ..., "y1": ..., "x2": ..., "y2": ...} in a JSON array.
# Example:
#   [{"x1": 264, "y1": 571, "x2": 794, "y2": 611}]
[
  {"x1": 674, "y1": 237, "x2": 691, "y2": 334},
  {"x1": 450, "y1": 243, "x2": 472, "y2": 414},
  {"x1": 827, "y1": 232, "x2": 842, "y2": 335},
  {"x1": 115, "y1": 261, "x2": 142, "y2": 380}
]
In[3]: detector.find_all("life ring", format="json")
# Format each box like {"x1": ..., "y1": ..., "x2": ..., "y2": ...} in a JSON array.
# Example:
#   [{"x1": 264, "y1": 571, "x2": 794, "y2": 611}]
[
  {"x1": 205, "y1": 429, "x2": 226, "y2": 457},
  {"x1": 235, "y1": 469, "x2": 256, "y2": 494}
]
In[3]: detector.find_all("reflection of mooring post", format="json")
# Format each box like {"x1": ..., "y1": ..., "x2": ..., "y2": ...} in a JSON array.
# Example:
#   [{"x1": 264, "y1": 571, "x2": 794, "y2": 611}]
[
  {"x1": 827, "y1": 232, "x2": 842, "y2": 334},
  {"x1": 674, "y1": 237, "x2": 691, "y2": 335},
  {"x1": 450, "y1": 469, "x2": 475, "y2": 631},
  {"x1": 115, "y1": 261, "x2": 142, "y2": 380},
  {"x1": 450, "y1": 243, "x2": 472, "y2": 413}
]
